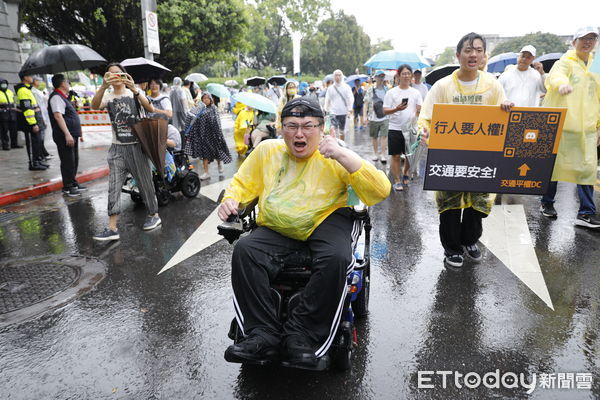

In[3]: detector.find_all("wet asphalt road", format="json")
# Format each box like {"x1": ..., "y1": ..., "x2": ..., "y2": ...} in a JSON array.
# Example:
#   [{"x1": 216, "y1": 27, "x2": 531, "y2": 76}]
[{"x1": 1, "y1": 123, "x2": 599, "y2": 400}]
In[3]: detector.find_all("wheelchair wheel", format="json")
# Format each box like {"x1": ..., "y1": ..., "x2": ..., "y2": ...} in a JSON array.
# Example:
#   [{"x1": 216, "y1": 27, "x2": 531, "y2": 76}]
[
  {"x1": 181, "y1": 172, "x2": 201, "y2": 198},
  {"x1": 333, "y1": 348, "x2": 352, "y2": 371},
  {"x1": 130, "y1": 191, "x2": 143, "y2": 204},
  {"x1": 352, "y1": 275, "x2": 369, "y2": 318},
  {"x1": 156, "y1": 188, "x2": 171, "y2": 206}
]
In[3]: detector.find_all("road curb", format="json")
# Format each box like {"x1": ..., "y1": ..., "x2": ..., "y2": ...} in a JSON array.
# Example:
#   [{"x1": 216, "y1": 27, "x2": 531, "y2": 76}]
[{"x1": 0, "y1": 167, "x2": 109, "y2": 207}]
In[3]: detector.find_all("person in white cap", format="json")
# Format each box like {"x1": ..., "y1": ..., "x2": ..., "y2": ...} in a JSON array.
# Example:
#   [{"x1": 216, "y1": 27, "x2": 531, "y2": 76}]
[
  {"x1": 498, "y1": 45, "x2": 546, "y2": 107},
  {"x1": 540, "y1": 26, "x2": 600, "y2": 228}
]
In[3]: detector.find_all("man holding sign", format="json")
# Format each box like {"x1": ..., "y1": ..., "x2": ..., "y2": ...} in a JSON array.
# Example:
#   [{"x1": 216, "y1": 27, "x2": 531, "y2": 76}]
[
  {"x1": 419, "y1": 32, "x2": 513, "y2": 268},
  {"x1": 219, "y1": 97, "x2": 390, "y2": 367}
]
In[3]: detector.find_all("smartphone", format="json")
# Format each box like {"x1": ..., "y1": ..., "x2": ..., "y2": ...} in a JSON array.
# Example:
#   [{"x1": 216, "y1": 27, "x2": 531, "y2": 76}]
[
  {"x1": 401, "y1": 98, "x2": 409, "y2": 106},
  {"x1": 113, "y1": 72, "x2": 127, "y2": 80}
]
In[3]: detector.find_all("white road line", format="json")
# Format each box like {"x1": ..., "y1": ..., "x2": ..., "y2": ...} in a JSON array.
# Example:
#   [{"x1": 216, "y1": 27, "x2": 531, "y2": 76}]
[
  {"x1": 158, "y1": 178, "x2": 232, "y2": 275},
  {"x1": 200, "y1": 178, "x2": 232, "y2": 202},
  {"x1": 480, "y1": 204, "x2": 554, "y2": 310}
]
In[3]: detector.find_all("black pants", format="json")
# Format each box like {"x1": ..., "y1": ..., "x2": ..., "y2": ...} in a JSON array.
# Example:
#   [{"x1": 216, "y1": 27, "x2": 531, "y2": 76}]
[
  {"x1": 332, "y1": 114, "x2": 347, "y2": 132},
  {"x1": 439, "y1": 207, "x2": 485, "y2": 256},
  {"x1": 52, "y1": 131, "x2": 79, "y2": 189},
  {"x1": 20, "y1": 125, "x2": 43, "y2": 164},
  {"x1": 0, "y1": 120, "x2": 18, "y2": 148},
  {"x1": 231, "y1": 208, "x2": 356, "y2": 358}
]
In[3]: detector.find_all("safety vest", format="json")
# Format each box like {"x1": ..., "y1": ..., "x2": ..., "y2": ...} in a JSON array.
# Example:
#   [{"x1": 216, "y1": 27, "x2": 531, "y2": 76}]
[
  {"x1": 0, "y1": 89, "x2": 15, "y2": 106},
  {"x1": 15, "y1": 83, "x2": 39, "y2": 126}
]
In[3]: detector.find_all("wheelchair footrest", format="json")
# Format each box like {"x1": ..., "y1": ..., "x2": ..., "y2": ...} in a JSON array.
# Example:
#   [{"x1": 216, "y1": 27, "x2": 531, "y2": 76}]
[
  {"x1": 281, "y1": 354, "x2": 330, "y2": 371},
  {"x1": 224, "y1": 351, "x2": 278, "y2": 366}
]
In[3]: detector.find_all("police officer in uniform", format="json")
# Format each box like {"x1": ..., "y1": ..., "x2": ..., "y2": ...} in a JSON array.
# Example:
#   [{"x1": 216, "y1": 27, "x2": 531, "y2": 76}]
[
  {"x1": 0, "y1": 78, "x2": 20, "y2": 150},
  {"x1": 15, "y1": 72, "x2": 46, "y2": 170}
]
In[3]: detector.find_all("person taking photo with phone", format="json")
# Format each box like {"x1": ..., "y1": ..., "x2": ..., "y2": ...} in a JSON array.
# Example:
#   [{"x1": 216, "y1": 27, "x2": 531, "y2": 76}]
[
  {"x1": 383, "y1": 64, "x2": 422, "y2": 191},
  {"x1": 90, "y1": 62, "x2": 160, "y2": 241}
]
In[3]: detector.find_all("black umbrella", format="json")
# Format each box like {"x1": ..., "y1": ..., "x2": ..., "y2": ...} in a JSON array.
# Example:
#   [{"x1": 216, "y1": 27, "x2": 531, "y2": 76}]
[
  {"x1": 267, "y1": 75, "x2": 287, "y2": 86},
  {"x1": 20, "y1": 44, "x2": 107, "y2": 75},
  {"x1": 121, "y1": 57, "x2": 171, "y2": 83},
  {"x1": 245, "y1": 76, "x2": 266, "y2": 87},
  {"x1": 425, "y1": 64, "x2": 460, "y2": 86},
  {"x1": 534, "y1": 53, "x2": 563, "y2": 73}
]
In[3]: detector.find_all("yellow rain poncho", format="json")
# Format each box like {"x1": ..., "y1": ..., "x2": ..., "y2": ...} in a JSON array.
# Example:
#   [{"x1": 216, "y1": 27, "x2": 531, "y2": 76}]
[
  {"x1": 233, "y1": 105, "x2": 253, "y2": 156},
  {"x1": 419, "y1": 70, "x2": 506, "y2": 215},
  {"x1": 543, "y1": 50, "x2": 600, "y2": 185},
  {"x1": 223, "y1": 139, "x2": 391, "y2": 241}
]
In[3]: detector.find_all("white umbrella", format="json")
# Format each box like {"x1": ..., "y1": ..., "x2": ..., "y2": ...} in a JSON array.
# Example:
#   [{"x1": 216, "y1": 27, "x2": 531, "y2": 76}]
[
  {"x1": 224, "y1": 79, "x2": 238, "y2": 87},
  {"x1": 185, "y1": 73, "x2": 208, "y2": 82}
]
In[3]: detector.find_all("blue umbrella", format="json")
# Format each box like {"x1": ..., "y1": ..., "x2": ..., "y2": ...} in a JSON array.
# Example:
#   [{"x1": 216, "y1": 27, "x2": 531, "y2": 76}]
[
  {"x1": 345, "y1": 74, "x2": 368, "y2": 88},
  {"x1": 323, "y1": 74, "x2": 334, "y2": 83},
  {"x1": 206, "y1": 83, "x2": 230, "y2": 99},
  {"x1": 487, "y1": 52, "x2": 517, "y2": 73},
  {"x1": 232, "y1": 92, "x2": 276, "y2": 114},
  {"x1": 364, "y1": 51, "x2": 431, "y2": 70}
]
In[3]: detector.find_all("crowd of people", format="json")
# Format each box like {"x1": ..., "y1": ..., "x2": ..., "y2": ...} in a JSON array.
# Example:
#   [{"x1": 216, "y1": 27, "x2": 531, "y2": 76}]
[
  {"x1": 3, "y1": 25, "x2": 598, "y2": 370},
  {"x1": 3, "y1": 27, "x2": 598, "y2": 265}
]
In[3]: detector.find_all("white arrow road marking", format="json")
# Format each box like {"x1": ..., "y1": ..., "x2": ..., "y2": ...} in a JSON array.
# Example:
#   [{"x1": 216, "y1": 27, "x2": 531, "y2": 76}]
[
  {"x1": 157, "y1": 178, "x2": 232, "y2": 275},
  {"x1": 480, "y1": 204, "x2": 554, "y2": 310}
]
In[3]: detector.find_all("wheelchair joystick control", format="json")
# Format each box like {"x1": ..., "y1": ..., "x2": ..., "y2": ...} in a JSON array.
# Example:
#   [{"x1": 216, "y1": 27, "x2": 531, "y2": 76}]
[{"x1": 217, "y1": 213, "x2": 244, "y2": 244}]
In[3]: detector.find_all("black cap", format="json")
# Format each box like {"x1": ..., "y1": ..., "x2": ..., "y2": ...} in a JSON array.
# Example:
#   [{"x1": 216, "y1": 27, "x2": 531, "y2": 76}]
[{"x1": 281, "y1": 97, "x2": 324, "y2": 119}]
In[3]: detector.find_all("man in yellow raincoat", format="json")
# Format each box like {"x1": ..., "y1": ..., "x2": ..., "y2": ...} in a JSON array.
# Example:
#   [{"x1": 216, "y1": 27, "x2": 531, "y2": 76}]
[
  {"x1": 540, "y1": 27, "x2": 600, "y2": 229},
  {"x1": 219, "y1": 97, "x2": 390, "y2": 368},
  {"x1": 419, "y1": 32, "x2": 512, "y2": 269},
  {"x1": 232, "y1": 102, "x2": 253, "y2": 156}
]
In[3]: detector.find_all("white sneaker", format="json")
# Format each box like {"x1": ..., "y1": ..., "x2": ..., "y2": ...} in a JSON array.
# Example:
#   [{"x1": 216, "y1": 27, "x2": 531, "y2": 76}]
[
  {"x1": 199, "y1": 172, "x2": 210, "y2": 180},
  {"x1": 380, "y1": 155, "x2": 387, "y2": 164},
  {"x1": 372, "y1": 154, "x2": 380, "y2": 161}
]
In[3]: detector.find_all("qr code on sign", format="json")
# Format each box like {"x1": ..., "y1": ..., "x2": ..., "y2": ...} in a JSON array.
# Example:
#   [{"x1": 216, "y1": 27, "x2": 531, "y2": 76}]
[{"x1": 503, "y1": 111, "x2": 559, "y2": 159}]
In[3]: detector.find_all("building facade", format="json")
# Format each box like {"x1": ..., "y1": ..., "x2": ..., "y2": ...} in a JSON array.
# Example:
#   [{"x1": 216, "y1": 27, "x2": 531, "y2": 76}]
[{"x1": 0, "y1": 0, "x2": 21, "y2": 85}]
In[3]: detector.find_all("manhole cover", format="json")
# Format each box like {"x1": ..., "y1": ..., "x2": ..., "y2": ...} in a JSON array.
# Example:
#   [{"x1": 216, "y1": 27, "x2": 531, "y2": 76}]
[{"x1": 0, "y1": 255, "x2": 106, "y2": 327}]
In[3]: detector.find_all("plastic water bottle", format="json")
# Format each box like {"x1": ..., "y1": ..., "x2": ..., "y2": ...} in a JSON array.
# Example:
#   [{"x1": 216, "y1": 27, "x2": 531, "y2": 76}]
[
  {"x1": 324, "y1": 114, "x2": 332, "y2": 135},
  {"x1": 347, "y1": 185, "x2": 359, "y2": 206}
]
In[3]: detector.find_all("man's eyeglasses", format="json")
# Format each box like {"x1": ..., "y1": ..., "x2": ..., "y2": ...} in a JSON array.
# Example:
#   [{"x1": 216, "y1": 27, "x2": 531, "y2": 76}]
[{"x1": 282, "y1": 123, "x2": 322, "y2": 133}]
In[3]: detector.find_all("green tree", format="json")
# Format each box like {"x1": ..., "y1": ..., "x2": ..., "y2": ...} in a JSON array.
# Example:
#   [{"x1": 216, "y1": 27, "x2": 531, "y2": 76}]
[
  {"x1": 436, "y1": 47, "x2": 456, "y2": 65},
  {"x1": 20, "y1": 0, "x2": 250, "y2": 76},
  {"x1": 371, "y1": 38, "x2": 393, "y2": 54},
  {"x1": 301, "y1": 11, "x2": 371, "y2": 76},
  {"x1": 491, "y1": 32, "x2": 568, "y2": 57},
  {"x1": 242, "y1": 0, "x2": 331, "y2": 71}
]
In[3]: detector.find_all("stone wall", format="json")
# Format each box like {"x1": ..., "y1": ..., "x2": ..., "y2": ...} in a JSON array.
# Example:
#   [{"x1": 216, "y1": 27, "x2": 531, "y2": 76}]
[{"x1": 0, "y1": 0, "x2": 21, "y2": 86}]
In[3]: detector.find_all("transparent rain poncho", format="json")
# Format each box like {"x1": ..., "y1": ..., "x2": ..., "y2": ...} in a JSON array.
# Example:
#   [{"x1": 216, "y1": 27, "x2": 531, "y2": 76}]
[
  {"x1": 223, "y1": 139, "x2": 391, "y2": 241},
  {"x1": 543, "y1": 50, "x2": 600, "y2": 185},
  {"x1": 418, "y1": 70, "x2": 506, "y2": 215}
]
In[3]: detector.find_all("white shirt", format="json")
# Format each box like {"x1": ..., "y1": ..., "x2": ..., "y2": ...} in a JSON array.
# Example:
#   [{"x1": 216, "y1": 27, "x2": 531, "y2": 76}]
[
  {"x1": 411, "y1": 82, "x2": 429, "y2": 101},
  {"x1": 325, "y1": 83, "x2": 354, "y2": 115},
  {"x1": 49, "y1": 93, "x2": 66, "y2": 115},
  {"x1": 383, "y1": 86, "x2": 422, "y2": 130},
  {"x1": 498, "y1": 66, "x2": 546, "y2": 107}
]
